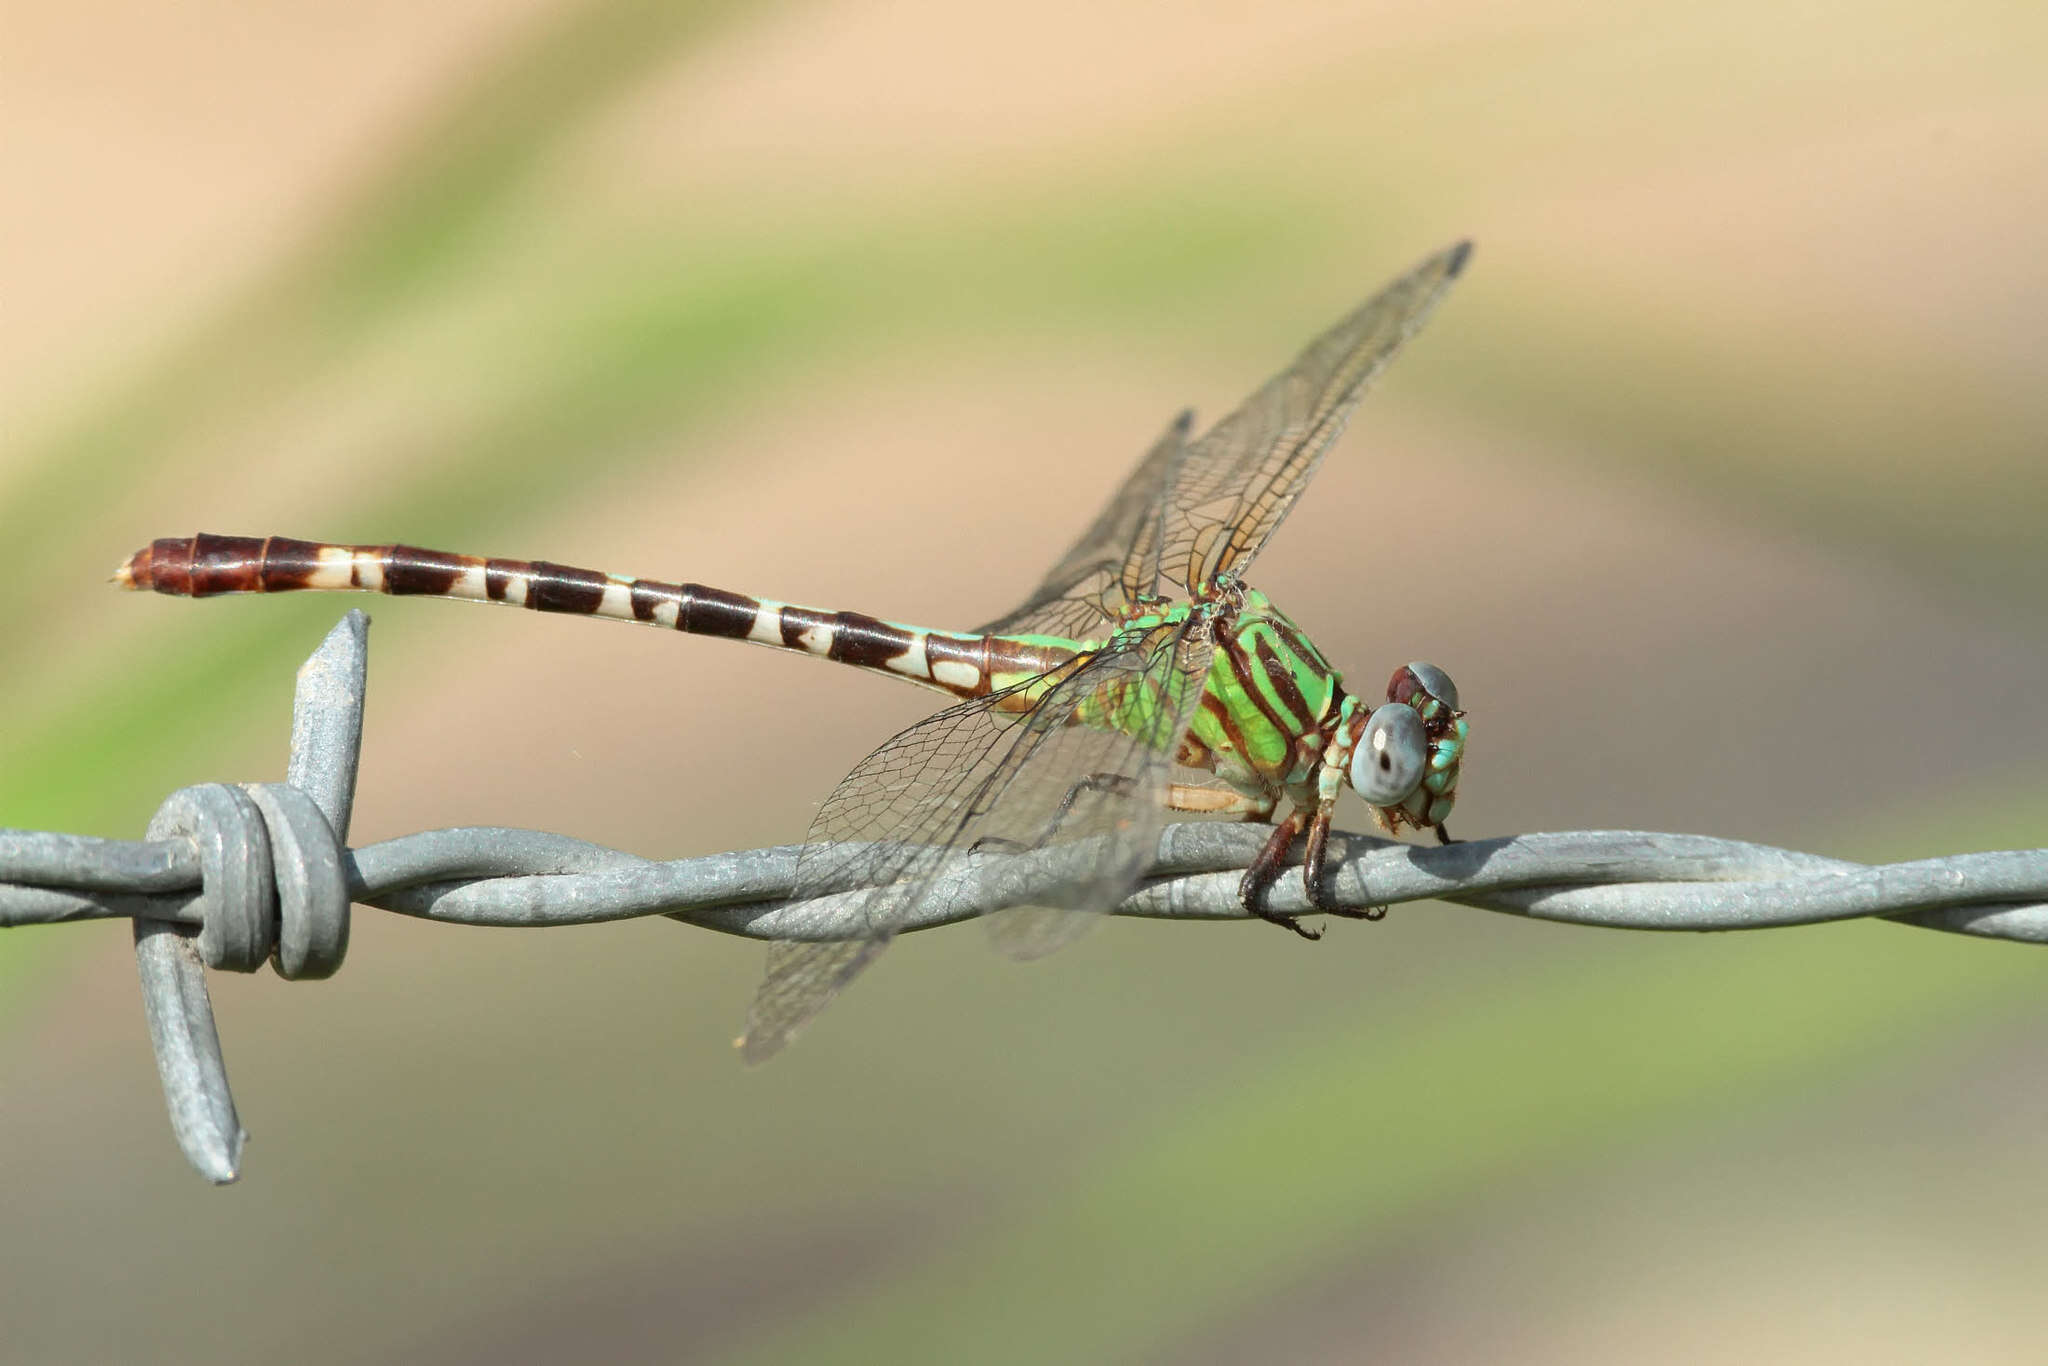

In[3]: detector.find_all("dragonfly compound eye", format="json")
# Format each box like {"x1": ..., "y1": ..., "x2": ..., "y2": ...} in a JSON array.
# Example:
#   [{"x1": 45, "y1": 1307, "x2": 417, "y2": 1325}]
[
  {"x1": 1350, "y1": 704, "x2": 1428, "y2": 806},
  {"x1": 1387, "y1": 660, "x2": 1459, "y2": 715}
]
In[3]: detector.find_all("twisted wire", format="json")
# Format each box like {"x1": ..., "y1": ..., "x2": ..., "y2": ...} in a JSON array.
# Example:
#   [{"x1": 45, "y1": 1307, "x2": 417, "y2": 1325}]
[{"x1": 3, "y1": 611, "x2": 2042, "y2": 1183}]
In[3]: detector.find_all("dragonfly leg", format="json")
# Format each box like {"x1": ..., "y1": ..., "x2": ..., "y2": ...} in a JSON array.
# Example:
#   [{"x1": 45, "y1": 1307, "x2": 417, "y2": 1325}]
[
  {"x1": 968, "y1": 772, "x2": 1138, "y2": 855},
  {"x1": 1238, "y1": 811, "x2": 1323, "y2": 941},
  {"x1": 1301, "y1": 799, "x2": 1336, "y2": 912},
  {"x1": 1165, "y1": 783, "x2": 1269, "y2": 816},
  {"x1": 1307, "y1": 796, "x2": 1390, "y2": 922},
  {"x1": 1164, "y1": 786, "x2": 1325, "y2": 940},
  {"x1": 1434, "y1": 822, "x2": 1458, "y2": 845}
]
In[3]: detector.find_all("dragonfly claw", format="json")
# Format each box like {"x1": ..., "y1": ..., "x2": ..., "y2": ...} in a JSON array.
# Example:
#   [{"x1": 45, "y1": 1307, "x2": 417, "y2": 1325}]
[
  {"x1": 1328, "y1": 903, "x2": 1390, "y2": 922},
  {"x1": 1237, "y1": 856, "x2": 1323, "y2": 940},
  {"x1": 1260, "y1": 912, "x2": 1324, "y2": 942}
]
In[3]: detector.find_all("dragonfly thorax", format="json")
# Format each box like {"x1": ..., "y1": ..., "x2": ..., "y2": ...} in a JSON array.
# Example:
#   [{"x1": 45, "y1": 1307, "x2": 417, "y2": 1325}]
[
  {"x1": 1178, "y1": 587, "x2": 1345, "y2": 791},
  {"x1": 1174, "y1": 587, "x2": 1464, "y2": 833}
]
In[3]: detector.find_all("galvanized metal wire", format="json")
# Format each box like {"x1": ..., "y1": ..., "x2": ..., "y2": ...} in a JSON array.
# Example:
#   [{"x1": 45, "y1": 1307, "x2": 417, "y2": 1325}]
[{"x1": 5, "y1": 611, "x2": 2046, "y2": 1183}]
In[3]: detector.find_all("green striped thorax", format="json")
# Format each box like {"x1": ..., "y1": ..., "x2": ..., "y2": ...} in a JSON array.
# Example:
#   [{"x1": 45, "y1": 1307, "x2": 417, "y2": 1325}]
[
  {"x1": 1202, "y1": 582, "x2": 1464, "y2": 832},
  {"x1": 1002, "y1": 579, "x2": 1464, "y2": 832},
  {"x1": 1182, "y1": 580, "x2": 1465, "y2": 830}
]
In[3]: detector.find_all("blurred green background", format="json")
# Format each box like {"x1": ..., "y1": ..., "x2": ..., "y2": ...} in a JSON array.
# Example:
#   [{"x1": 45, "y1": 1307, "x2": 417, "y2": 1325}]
[{"x1": 4, "y1": 0, "x2": 2046, "y2": 1360}]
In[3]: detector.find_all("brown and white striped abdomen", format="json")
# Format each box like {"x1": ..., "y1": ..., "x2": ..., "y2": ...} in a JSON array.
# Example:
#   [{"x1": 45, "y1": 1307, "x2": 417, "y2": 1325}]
[{"x1": 116, "y1": 534, "x2": 1074, "y2": 701}]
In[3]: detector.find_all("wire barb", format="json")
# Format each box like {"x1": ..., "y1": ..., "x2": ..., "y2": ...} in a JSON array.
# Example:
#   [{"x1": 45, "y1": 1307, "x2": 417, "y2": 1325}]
[{"x1": 2, "y1": 611, "x2": 2044, "y2": 1182}]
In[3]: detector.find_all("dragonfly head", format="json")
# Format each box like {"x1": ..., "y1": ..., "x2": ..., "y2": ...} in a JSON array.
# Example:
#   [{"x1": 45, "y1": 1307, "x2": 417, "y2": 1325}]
[{"x1": 1344, "y1": 662, "x2": 1465, "y2": 832}]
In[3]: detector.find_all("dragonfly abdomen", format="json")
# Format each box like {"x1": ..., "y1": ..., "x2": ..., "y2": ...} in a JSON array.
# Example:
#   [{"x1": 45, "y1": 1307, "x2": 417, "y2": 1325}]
[
  {"x1": 122, "y1": 535, "x2": 625, "y2": 610},
  {"x1": 116, "y1": 534, "x2": 1073, "y2": 700}
]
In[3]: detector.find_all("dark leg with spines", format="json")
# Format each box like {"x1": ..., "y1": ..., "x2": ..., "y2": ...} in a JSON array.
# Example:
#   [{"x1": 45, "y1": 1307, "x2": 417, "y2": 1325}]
[
  {"x1": 1238, "y1": 811, "x2": 1322, "y2": 940},
  {"x1": 1304, "y1": 797, "x2": 1386, "y2": 922},
  {"x1": 967, "y1": 772, "x2": 1139, "y2": 856}
]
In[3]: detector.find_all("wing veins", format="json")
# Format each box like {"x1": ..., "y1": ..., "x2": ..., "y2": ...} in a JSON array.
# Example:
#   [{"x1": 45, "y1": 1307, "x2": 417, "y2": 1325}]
[{"x1": 742, "y1": 621, "x2": 1213, "y2": 1058}]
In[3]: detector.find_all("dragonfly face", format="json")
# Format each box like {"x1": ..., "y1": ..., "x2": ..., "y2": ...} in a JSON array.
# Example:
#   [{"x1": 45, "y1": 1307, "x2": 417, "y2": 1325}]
[{"x1": 1346, "y1": 661, "x2": 1465, "y2": 830}]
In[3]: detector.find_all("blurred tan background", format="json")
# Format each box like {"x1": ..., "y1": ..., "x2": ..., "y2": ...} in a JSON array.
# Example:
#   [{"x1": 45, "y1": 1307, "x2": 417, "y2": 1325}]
[{"x1": 4, "y1": 1, "x2": 2046, "y2": 1361}]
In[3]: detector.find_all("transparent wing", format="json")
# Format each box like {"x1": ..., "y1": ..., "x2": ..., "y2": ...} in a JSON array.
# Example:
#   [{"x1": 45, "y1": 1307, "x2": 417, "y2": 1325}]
[
  {"x1": 975, "y1": 410, "x2": 1193, "y2": 641},
  {"x1": 738, "y1": 619, "x2": 1214, "y2": 1061},
  {"x1": 977, "y1": 242, "x2": 1469, "y2": 637},
  {"x1": 1161, "y1": 240, "x2": 1471, "y2": 594}
]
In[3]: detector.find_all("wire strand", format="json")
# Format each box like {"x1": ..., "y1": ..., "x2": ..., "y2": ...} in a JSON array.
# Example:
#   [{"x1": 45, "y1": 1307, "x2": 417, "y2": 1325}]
[
  {"x1": 6, "y1": 609, "x2": 2040, "y2": 1185},
  {"x1": 9, "y1": 823, "x2": 2046, "y2": 941}
]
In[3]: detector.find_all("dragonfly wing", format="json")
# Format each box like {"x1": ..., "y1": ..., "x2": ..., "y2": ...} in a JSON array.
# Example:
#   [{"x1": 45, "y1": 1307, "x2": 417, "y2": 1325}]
[
  {"x1": 740, "y1": 940, "x2": 886, "y2": 1064},
  {"x1": 980, "y1": 902, "x2": 1099, "y2": 961},
  {"x1": 1161, "y1": 241, "x2": 1471, "y2": 593},
  {"x1": 969, "y1": 764, "x2": 1238, "y2": 960},
  {"x1": 739, "y1": 682, "x2": 1043, "y2": 1063},
  {"x1": 738, "y1": 619, "x2": 1215, "y2": 1060},
  {"x1": 975, "y1": 409, "x2": 1193, "y2": 641}
]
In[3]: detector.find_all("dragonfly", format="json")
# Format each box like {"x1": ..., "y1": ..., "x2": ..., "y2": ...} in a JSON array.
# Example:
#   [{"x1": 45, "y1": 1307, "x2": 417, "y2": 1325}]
[{"x1": 117, "y1": 240, "x2": 1473, "y2": 1060}]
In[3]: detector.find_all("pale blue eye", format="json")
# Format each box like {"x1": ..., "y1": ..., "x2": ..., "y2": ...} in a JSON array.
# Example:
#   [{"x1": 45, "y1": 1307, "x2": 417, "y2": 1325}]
[
  {"x1": 1406, "y1": 660, "x2": 1458, "y2": 712},
  {"x1": 1349, "y1": 705, "x2": 1427, "y2": 806}
]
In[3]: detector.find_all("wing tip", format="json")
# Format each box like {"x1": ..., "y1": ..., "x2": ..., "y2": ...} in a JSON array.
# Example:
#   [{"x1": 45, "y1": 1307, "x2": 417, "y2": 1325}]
[{"x1": 1445, "y1": 239, "x2": 1475, "y2": 278}]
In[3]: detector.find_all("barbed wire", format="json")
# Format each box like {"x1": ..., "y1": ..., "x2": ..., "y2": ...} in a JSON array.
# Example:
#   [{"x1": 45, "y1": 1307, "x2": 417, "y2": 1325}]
[{"x1": 4, "y1": 611, "x2": 2045, "y2": 1184}]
